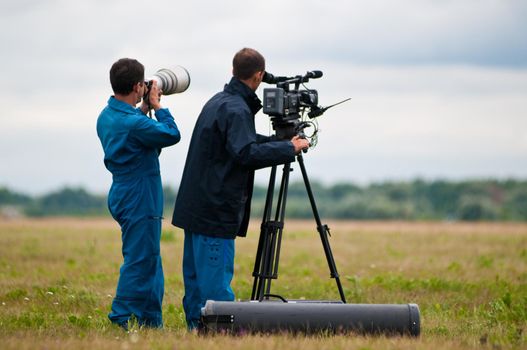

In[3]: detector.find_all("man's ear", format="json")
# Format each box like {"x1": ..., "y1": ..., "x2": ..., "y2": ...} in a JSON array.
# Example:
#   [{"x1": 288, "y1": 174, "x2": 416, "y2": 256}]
[
  {"x1": 252, "y1": 71, "x2": 262, "y2": 82},
  {"x1": 133, "y1": 82, "x2": 141, "y2": 94}
]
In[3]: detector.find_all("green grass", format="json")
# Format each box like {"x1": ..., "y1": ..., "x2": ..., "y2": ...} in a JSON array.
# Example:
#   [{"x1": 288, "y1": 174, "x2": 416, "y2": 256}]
[{"x1": 0, "y1": 218, "x2": 526, "y2": 349}]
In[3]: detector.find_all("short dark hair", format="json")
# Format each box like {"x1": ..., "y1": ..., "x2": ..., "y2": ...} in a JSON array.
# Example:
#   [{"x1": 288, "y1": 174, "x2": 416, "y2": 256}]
[
  {"x1": 109, "y1": 58, "x2": 145, "y2": 95},
  {"x1": 232, "y1": 48, "x2": 265, "y2": 80}
]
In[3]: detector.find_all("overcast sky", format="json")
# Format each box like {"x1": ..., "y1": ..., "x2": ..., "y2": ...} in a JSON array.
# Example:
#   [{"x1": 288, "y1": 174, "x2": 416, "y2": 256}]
[{"x1": 1, "y1": 0, "x2": 526, "y2": 194}]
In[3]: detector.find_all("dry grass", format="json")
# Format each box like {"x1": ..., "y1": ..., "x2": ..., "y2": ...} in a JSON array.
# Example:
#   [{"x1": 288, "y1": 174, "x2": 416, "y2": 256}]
[{"x1": 0, "y1": 218, "x2": 526, "y2": 349}]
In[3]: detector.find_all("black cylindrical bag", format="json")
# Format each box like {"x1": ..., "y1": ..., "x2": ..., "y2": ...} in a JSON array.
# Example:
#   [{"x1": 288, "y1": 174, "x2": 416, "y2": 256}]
[{"x1": 200, "y1": 300, "x2": 420, "y2": 336}]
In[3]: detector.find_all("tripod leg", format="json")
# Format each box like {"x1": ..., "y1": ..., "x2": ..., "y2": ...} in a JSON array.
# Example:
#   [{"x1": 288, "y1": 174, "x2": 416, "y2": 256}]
[
  {"x1": 251, "y1": 163, "x2": 291, "y2": 301},
  {"x1": 296, "y1": 154, "x2": 347, "y2": 303},
  {"x1": 263, "y1": 162, "x2": 290, "y2": 298},
  {"x1": 251, "y1": 166, "x2": 277, "y2": 300}
]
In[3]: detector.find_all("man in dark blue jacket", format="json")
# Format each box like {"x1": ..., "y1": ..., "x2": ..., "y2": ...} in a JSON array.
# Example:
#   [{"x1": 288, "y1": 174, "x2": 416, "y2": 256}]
[
  {"x1": 172, "y1": 48, "x2": 309, "y2": 329},
  {"x1": 97, "y1": 58, "x2": 181, "y2": 329}
]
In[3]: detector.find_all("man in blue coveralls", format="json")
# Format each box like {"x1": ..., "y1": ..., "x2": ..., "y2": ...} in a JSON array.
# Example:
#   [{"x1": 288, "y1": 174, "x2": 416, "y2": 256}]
[
  {"x1": 97, "y1": 58, "x2": 181, "y2": 328},
  {"x1": 172, "y1": 48, "x2": 309, "y2": 329}
]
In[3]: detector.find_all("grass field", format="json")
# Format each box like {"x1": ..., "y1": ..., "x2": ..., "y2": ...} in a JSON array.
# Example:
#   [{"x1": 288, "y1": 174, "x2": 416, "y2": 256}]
[{"x1": 0, "y1": 218, "x2": 525, "y2": 349}]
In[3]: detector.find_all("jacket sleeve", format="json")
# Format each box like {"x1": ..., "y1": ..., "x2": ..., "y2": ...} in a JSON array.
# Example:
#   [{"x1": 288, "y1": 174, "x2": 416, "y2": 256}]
[
  {"x1": 224, "y1": 109, "x2": 295, "y2": 169},
  {"x1": 256, "y1": 134, "x2": 272, "y2": 143},
  {"x1": 130, "y1": 108, "x2": 181, "y2": 149}
]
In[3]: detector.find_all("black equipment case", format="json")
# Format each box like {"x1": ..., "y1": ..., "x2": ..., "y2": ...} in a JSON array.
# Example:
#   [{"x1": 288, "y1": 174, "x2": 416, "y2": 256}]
[{"x1": 200, "y1": 300, "x2": 420, "y2": 336}]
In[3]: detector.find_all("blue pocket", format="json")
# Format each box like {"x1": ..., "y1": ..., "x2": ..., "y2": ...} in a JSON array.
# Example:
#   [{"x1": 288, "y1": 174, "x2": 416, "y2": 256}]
[{"x1": 202, "y1": 236, "x2": 222, "y2": 267}]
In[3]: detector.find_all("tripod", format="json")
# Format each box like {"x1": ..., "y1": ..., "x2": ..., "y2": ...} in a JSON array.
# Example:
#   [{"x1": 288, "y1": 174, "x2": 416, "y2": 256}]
[{"x1": 250, "y1": 153, "x2": 347, "y2": 303}]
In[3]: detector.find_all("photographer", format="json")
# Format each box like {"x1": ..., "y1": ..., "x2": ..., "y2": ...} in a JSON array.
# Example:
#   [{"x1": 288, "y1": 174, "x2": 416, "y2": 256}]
[
  {"x1": 172, "y1": 48, "x2": 309, "y2": 329},
  {"x1": 97, "y1": 58, "x2": 181, "y2": 329}
]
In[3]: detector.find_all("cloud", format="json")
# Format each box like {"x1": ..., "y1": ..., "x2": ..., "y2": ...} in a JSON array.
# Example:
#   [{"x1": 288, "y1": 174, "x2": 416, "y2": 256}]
[{"x1": 1, "y1": 0, "x2": 527, "y2": 193}]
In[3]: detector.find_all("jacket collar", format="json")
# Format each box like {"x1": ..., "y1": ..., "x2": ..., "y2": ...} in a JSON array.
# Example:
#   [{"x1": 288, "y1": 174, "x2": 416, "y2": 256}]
[
  {"x1": 224, "y1": 77, "x2": 262, "y2": 115},
  {"x1": 107, "y1": 96, "x2": 137, "y2": 114}
]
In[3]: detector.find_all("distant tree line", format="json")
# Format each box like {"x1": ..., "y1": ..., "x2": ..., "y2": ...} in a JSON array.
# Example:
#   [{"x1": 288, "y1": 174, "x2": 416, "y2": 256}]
[
  {"x1": 1, "y1": 179, "x2": 526, "y2": 221},
  {"x1": 251, "y1": 179, "x2": 527, "y2": 221}
]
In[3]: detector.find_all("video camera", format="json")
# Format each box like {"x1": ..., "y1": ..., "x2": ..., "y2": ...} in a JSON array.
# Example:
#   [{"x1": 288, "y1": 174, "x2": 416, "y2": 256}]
[{"x1": 262, "y1": 70, "x2": 349, "y2": 140}]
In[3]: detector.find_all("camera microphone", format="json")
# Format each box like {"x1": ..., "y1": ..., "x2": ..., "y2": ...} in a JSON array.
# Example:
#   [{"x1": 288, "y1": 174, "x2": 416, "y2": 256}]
[
  {"x1": 263, "y1": 71, "x2": 322, "y2": 85},
  {"x1": 305, "y1": 70, "x2": 323, "y2": 79}
]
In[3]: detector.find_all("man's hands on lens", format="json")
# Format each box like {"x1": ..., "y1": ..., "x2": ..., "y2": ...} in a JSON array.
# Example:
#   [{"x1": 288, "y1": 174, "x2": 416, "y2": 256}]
[
  {"x1": 291, "y1": 135, "x2": 310, "y2": 154},
  {"x1": 141, "y1": 80, "x2": 163, "y2": 113}
]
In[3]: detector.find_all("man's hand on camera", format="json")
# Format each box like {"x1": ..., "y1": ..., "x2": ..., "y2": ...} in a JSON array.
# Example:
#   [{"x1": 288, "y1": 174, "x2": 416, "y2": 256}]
[
  {"x1": 140, "y1": 80, "x2": 163, "y2": 114},
  {"x1": 291, "y1": 135, "x2": 310, "y2": 154}
]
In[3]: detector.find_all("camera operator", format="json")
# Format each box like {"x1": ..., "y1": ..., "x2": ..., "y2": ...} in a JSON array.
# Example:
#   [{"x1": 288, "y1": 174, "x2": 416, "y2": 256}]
[
  {"x1": 172, "y1": 48, "x2": 309, "y2": 329},
  {"x1": 96, "y1": 58, "x2": 181, "y2": 329}
]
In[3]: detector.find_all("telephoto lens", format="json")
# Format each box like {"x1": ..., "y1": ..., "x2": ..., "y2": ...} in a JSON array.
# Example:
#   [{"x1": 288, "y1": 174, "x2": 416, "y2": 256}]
[{"x1": 148, "y1": 66, "x2": 190, "y2": 95}]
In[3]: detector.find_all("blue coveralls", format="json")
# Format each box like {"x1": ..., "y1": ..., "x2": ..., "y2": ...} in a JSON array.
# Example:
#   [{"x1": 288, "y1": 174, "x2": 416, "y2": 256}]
[{"x1": 97, "y1": 96, "x2": 180, "y2": 328}]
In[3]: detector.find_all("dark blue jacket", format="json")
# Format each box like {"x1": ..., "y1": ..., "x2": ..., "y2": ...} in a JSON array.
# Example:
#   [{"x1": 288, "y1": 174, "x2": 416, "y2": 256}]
[{"x1": 172, "y1": 78, "x2": 295, "y2": 238}]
